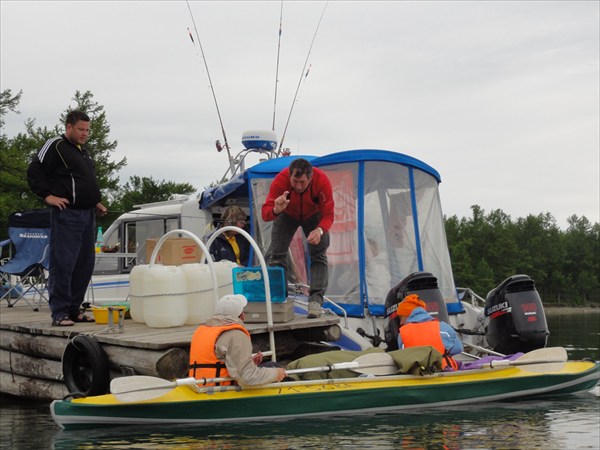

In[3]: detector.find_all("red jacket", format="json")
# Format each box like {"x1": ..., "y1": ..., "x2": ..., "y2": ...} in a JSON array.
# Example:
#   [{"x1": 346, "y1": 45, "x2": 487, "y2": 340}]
[{"x1": 261, "y1": 167, "x2": 335, "y2": 232}]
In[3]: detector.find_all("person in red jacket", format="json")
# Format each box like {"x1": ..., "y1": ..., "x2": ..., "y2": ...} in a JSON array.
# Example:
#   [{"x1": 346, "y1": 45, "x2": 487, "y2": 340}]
[{"x1": 262, "y1": 158, "x2": 334, "y2": 318}]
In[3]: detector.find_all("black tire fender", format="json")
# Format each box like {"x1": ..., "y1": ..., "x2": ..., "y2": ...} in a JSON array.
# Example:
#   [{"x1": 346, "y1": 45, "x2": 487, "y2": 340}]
[{"x1": 62, "y1": 335, "x2": 109, "y2": 396}]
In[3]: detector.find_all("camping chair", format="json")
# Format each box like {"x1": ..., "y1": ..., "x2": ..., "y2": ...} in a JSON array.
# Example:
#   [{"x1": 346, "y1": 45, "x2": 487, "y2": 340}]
[{"x1": 0, "y1": 208, "x2": 51, "y2": 311}]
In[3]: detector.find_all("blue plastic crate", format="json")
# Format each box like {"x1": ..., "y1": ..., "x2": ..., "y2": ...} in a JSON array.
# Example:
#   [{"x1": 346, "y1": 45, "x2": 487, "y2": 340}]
[{"x1": 232, "y1": 267, "x2": 286, "y2": 303}]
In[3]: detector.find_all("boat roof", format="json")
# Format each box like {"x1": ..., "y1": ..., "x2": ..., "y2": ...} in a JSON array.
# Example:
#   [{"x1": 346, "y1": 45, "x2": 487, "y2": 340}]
[{"x1": 200, "y1": 149, "x2": 441, "y2": 209}]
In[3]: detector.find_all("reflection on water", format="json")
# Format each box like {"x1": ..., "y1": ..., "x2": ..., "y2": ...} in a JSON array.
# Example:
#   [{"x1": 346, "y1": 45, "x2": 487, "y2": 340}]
[
  {"x1": 546, "y1": 312, "x2": 600, "y2": 361},
  {"x1": 0, "y1": 389, "x2": 596, "y2": 450},
  {"x1": 0, "y1": 311, "x2": 598, "y2": 450},
  {"x1": 49, "y1": 390, "x2": 597, "y2": 449}
]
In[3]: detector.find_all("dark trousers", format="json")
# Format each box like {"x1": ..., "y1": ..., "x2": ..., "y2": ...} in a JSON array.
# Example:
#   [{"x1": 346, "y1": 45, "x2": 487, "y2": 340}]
[
  {"x1": 266, "y1": 213, "x2": 329, "y2": 304},
  {"x1": 48, "y1": 208, "x2": 96, "y2": 320}
]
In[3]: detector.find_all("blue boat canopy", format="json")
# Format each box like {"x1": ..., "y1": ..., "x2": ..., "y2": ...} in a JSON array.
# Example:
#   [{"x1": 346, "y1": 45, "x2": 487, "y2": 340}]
[{"x1": 201, "y1": 149, "x2": 455, "y2": 318}]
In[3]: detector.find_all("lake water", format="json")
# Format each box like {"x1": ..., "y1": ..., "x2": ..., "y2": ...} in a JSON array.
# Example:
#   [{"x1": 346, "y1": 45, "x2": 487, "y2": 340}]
[{"x1": 1, "y1": 311, "x2": 599, "y2": 450}]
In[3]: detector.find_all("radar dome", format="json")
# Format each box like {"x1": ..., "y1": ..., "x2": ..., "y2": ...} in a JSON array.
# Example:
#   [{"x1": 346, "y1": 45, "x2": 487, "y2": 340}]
[{"x1": 241, "y1": 130, "x2": 278, "y2": 151}]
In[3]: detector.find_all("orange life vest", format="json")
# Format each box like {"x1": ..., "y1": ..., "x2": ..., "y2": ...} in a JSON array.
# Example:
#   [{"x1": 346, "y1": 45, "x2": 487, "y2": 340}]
[
  {"x1": 188, "y1": 323, "x2": 251, "y2": 385},
  {"x1": 399, "y1": 320, "x2": 459, "y2": 371}
]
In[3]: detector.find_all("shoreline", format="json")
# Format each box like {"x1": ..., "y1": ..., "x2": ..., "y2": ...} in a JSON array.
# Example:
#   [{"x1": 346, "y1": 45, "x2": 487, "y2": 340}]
[{"x1": 543, "y1": 305, "x2": 599, "y2": 315}]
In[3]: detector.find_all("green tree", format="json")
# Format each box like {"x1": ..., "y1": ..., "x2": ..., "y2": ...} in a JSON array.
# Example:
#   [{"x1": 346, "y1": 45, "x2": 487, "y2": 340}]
[
  {"x1": 0, "y1": 89, "x2": 36, "y2": 240},
  {"x1": 446, "y1": 206, "x2": 599, "y2": 306},
  {"x1": 0, "y1": 89, "x2": 22, "y2": 131},
  {"x1": 512, "y1": 213, "x2": 565, "y2": 302},
  {"x1": 563, "y1": 216, "x2": 600, "y2": 303},
  {"x1": 111, "y1": 175, "x2": 197, "y2": 216}
]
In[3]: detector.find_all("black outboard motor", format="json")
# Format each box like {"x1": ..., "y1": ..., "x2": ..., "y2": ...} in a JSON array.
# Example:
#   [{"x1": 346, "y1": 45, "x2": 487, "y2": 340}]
[
  {"x1": 383, "y1": 272, "x2": 450, "y2": 350},
  {"x1": 485, "y1": 274, "x2": 549, "y2": 354}
]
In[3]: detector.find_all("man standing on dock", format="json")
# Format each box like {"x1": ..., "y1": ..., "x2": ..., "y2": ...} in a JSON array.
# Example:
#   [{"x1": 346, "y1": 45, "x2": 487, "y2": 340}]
[
  {"x1": 27, "y1": 110, "x2": 107, "y2": 326},
  {"x1": 261, "y1": 158, "x2": 334, "y2": 318}
]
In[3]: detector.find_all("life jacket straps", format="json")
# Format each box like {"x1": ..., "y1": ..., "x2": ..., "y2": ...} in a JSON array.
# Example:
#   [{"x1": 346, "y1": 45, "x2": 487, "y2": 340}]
[{"x1": 189, "y1": 361, "x2": 228, "y2": 384}]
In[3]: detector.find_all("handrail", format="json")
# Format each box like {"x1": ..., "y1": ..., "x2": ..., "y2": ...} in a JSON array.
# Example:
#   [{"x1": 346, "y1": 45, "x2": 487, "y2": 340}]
[
  {"x1": 205, "y1": 226, "x2": 277, "y2": 362},
  {"x1": 149, "y1": 230, "x2": 220, "y2": 306},
  {"x1": 458, "y1": 287, "x2": 487, "y2": 307}
]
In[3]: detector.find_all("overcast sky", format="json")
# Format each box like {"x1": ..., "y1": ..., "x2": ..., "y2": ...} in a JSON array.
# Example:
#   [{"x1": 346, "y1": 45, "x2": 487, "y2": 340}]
[{"x1": 1, "y1": 1, "x2": 598, "y2": 228}]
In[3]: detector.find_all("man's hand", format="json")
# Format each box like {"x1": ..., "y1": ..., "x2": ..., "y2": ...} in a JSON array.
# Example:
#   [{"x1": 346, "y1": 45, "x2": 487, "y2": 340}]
[
  {"x1": 273, "y1": 191, "x2": 290, "y2": 216},
  {"x1": 96, "y1": 202, "x2": 108, "y2": 217},
  {"x1": 45, "y1": 195, "x2": 69, "y2": 210},
  {"x1": 307, "y1": 227, "x2": 323, "y2": 245},
  {"x1": 275, "y1": 367, "x2": 287, "y2": 382},
  {"x1": 252, "y1": 352, "x2": 263, "y2": 365}
]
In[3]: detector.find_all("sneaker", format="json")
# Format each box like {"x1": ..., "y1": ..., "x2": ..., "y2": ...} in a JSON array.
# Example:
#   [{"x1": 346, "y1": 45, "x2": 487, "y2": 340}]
[{"x1": 307, "y1": 301, "x2": 322, "y2": 319}]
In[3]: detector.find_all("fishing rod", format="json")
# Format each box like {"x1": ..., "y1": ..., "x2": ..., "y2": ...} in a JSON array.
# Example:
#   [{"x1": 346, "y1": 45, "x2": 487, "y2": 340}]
[
  {"x1": 185, "y1": 1, "x2": 233, "y2": 172},
  {"x1": 272, "y1": 0, "x2": 284, "y2": 132},
  {"x1": 277, "y1": 1, "x2": 328, "y2": 156}
]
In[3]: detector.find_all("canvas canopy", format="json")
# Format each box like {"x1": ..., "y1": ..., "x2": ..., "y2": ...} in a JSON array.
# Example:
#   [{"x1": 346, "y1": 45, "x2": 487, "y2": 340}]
[{"x1": 200, "y1": 149, "x2": 457, "y2": 317}]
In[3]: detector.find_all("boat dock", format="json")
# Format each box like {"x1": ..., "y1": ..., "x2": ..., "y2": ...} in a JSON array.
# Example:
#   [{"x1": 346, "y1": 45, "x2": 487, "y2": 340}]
[{"x1": 0, "y1": 303, "x2": 340, "y2": 401}]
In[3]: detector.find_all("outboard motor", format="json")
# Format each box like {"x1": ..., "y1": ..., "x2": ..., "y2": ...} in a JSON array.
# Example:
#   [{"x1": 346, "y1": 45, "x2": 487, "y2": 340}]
[
  {"x1": 383, "y1": 272, "x2": 450, "y2": 350},
  {"x1": 485, "y1": 274, "x2": 549, "y2": 354}
]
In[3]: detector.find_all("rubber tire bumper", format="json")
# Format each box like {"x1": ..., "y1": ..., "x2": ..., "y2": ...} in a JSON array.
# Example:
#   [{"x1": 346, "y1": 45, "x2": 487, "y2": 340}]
[{"x1": 62, "y1": 335, "x2": 109, "y2": 396}]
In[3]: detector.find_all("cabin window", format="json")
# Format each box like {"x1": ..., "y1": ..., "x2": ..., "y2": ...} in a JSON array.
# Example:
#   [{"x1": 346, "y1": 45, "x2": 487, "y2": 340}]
[
  {"x1": 321, "y1": 164, "x2": 360, "y2": 308},
  {"x1": 132, "y1": 216, "x2": 181, "y2": 264},
  {"x1": 411, "y1": 170, "x2": 457, "y2": 301},
  {"x1": 363, "y1": 162, "x2": 416, "y2": 307}
]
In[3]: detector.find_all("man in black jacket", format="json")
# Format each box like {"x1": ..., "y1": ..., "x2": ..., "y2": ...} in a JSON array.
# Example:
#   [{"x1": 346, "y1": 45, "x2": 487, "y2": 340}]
[{"x1": 27, "y1": 110, "x2": 107, "y2": 326}]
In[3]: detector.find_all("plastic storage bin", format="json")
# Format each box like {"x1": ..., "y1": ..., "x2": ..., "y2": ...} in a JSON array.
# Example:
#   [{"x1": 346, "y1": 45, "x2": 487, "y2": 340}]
[{"x1": 232, "y1": 267, "x2": 286, "y2": 303}]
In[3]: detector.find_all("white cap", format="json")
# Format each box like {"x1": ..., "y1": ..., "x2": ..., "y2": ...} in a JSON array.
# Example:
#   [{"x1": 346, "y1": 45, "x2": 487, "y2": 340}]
[{"x1": 215, "y1": 294, "x2": 248, "y2": 317}]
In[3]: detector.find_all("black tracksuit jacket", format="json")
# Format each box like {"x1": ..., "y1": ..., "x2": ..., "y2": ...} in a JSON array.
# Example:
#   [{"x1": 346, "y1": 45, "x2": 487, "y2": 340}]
[{"x1": 27, "y1": 135, "x2": 102, "y2": 209}]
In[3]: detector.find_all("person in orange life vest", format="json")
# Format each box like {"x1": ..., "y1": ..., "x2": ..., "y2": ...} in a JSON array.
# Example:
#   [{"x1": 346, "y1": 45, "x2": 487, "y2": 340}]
[
  {"x1": 189, "y1": 294, "x2": 286, "y2": 386},
  {"x1": 396, "y1": 294, "x2": 463, "y2": 371},
  {"x1": 261, "y1": 158, "x2": 334, "y2": 319}
]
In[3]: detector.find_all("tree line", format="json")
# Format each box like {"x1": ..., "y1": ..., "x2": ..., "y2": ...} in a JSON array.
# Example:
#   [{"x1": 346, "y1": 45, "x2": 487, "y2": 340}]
[
  {"x1": 445, "y1": 206, "x2": 599, "y2": 305},
  {"x1": 2, "y1": 89, "x2": 598, "y2": 305}
]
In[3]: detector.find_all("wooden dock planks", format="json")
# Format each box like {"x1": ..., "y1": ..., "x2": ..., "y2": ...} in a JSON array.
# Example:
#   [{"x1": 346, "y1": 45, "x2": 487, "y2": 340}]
[{"x1": 0, "y1": 303, "x2": 341, "y2": 400}]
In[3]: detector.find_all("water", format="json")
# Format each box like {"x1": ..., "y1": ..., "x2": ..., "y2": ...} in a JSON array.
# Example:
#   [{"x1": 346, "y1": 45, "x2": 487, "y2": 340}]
[{"x1": 2, "y1": 311, "x2": 599, "y2": 450}]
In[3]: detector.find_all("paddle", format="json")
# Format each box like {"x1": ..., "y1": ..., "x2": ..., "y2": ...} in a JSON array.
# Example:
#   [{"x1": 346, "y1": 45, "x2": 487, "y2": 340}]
[
  {"x1": 486, "y1": 346, "x2": 568, "y2": 373},
  {"x1": 110, "y1": 352, "x2": 398, "y2": 403}
]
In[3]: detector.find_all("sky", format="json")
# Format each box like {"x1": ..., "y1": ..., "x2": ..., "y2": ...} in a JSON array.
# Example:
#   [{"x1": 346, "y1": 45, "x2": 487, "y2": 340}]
[{"x1": 1, "y1": 1, "x2": 598, "y2": 229}]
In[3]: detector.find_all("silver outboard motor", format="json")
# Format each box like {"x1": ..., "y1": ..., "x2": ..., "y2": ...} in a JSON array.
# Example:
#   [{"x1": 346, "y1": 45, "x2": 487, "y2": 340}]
[
  {"x1": 485, "y1": 274, "x2": 549, "y2": 354},
  {"x1": 384, "y1": 272, "x2": 450, "y2": 351}
]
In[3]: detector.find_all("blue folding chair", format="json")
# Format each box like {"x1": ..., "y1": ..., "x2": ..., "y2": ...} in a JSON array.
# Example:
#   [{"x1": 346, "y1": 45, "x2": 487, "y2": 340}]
[{"x1": 0, "y1": 208, "x2": 51, "y2": 311}]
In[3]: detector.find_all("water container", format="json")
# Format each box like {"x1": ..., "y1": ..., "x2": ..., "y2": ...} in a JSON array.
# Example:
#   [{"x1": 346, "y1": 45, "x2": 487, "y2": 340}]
[
  {"x1": 129, "y1": 265, "x2": 148, "y2": 323},
  {"x1": 143, "y1": 265, "x2": 188, "y2": 328},
  {"x1": 214, "y1": 260, "x2": 237, "y2": 298},
  {"x1": 182, "y1": 263, "x2": 215, "y2": 324}
]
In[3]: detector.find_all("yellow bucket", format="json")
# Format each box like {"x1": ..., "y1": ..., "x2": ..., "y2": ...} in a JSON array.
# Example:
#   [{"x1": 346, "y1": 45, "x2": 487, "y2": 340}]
[{"x1": 91, "y1": 305, "x2": 129, "y2": 324}]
